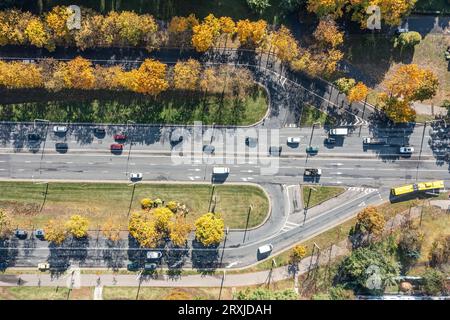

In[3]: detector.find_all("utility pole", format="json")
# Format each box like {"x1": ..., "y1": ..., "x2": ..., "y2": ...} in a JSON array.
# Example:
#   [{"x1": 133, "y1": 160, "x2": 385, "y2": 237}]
[
  {"x1": 35, "y1": 119, "x2": 49, "y2": 174},
  {"x1": 267, "y1": 258, "x2": 277, "y2": 289},
  {"x1": 218, "y1": 270, "x2": 226, "y2": 300},
  {"x1": 127, "y1": 183, "x2": 137, "y2": 217},
  {"x1": 416, "y1": 121, "x2": 428, "y2": 181},
  {"x1": 308, "y1": 122, "x2": 321, "y2": 147}
]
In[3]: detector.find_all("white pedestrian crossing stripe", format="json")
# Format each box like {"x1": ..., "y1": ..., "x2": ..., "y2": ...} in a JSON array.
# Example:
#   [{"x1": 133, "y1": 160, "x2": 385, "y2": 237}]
[
  {"x1": 280, "y1": 221, "x2": 300, "y2": 233},
  {"x1": 348, "y1": 187, "x2": 377, "y2": 194}
]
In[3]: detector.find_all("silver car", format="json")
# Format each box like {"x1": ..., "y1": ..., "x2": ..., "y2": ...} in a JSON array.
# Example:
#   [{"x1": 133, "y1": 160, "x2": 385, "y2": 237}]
[{"x1": 53, "y1": 125, "x2": 68, "y2": 133}]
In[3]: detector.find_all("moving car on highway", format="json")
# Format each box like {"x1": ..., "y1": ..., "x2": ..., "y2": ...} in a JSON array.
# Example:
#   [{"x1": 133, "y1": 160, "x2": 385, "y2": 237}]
[
  {"x1": 363, "y1": 137, "x2": 388, "y2": 145},
  {"x1": 130, "y1": 173, "x2": 143, "y2": 180},
  {"x1": 328, "y1": 128, "x2": 348, "y2": 136},
  {"x1": 304, "y1": 168, "x2": 322, "y2": 176},
  {"x1": 287, "y1": 137, "x2": 301, "y2": 144}
]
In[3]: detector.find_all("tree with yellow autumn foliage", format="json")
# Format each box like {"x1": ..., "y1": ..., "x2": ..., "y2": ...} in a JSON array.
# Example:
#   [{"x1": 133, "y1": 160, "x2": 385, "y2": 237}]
[
  {"x1": 313, "y1": 17, "x2": 344, "y2": 48},
  {"x1": 45, "y1": 6, "x2": 72, "y2": 45},
  {"x1": 25, "y1": 17, "x2": 50, "y2": 49},
  {"x1": 236, "y1": 19, "x2": 267, "y2": 47},
  {"x1": 355, "y1": 206, "x2": 385, "y2": 237},
  {"x1": 0, "y1": 61, "x2": 43, "y2": 89},
  {"x1": 169, "y1": 216, "x2": 192, "y2": 247},
  {"x1": 307, "y1": 0, "x2": 347, "y2": 19},
  {"x1": 128, "y1": 210, "x2": 161, "y2": 248},
  {"x1": 379, "y1": 93, "x2": 416, "y2": 123},
  {"x1": 272, "y1": 25, "x2": 300, "y2": 63},
  {"x1": 173, "y1": 59, "x2": 201, "y2": 91},
  {"x1": 54, "y1": 56, "x2": 95, "y2": 90},
  {"x1": 194, "y1": 213, "x2": 225, "y2": 247},
  {"x1": 289, "y1": 245, "x2": 307, "y2": 265},
  {"x1": 102, "y1": 219, "x2": 121, "y2": 242},
  {"x1": 192, "y1": 14, "x2": 221, "y2": 52},
  {"x1": 43, "y1": 219, "x2": 67, "y2": 245},
  {"x1": 65, "y1": 214, "x2": 90, "y2": 239},
  {"x1": 127, "y1": 59, "x2": 169, "y2": 96}
]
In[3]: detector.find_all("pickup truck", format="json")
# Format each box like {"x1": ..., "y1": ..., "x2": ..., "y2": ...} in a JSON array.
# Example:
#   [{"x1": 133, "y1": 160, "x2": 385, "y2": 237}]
[{"x1": 363, "y1": 137, "x2": 388, "y2": 145}]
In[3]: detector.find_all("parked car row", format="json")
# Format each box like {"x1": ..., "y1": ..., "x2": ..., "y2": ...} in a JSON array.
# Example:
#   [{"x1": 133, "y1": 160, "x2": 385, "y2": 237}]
[{"x1": 12, "y1": 229, "x2": 45, "y2": 240}]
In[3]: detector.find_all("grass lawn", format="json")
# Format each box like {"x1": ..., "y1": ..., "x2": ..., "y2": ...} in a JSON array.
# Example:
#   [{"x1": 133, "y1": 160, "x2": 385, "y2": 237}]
[
  {"x1": 0, "y1": 286, "x2": 93, "y2": 300},
  {"x1": 0, "y1": 182, "x2": 269, "y2": 230},
  {"x1": 0, "y1": 86, "x2": 268, "y2": 126},
  {"x1": 103, "y1": 286, "x2": 229, "y2": 300},
  {"x1": 302, "y1": 186, "x2": 346, "y2": 209},
  {"x1": 300, "y1": 104, "x2": 337, "y2": 126}
]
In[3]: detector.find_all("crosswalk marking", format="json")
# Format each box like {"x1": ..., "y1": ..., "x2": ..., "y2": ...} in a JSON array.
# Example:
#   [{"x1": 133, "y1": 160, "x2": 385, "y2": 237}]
[
  {"x1": 348, "y1": 187, "x2": 377, "y2": 194},
  {"x1": 280, "y1": 221, "x2": 300, "y2": 233}
]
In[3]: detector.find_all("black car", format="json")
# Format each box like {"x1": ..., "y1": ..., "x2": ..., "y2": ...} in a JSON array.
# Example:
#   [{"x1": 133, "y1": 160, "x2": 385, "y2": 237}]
[
  {"x1": 269, "y1": 146, "x2": 282, "y2": 156},
  {"x1": 94, "y1": 127, "x2": 106, "y2": 135},
  {"x1": 127, "y1": 261, "x2": 141, "y2": 271},
  {"x1": 27, "y1": 133, "x2": 41, "y2": 141},
  {"x1": 34, "y1": 229, "x2": 45, "y2": 239},
  {"x1": 203, "y1": 144, "x2": 215, "y2": 154},
  {"x1": 55, "y1": 143, "x2": 68, "y2": 152},
  {"x1": 324, "y1": 137, "x2": 336, "y2": 145},
  {"x1": 245, "y1": 137, "x2": 258, "y2": 147},
  {"x1": 15, "y1": 229, "x2": 28, "y2": 239}
]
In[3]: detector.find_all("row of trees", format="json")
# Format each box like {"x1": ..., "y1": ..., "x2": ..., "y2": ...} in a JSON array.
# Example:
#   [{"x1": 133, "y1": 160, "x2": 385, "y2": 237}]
[
  {"x1": 129, "y1": 198, "x2": 225, "y2": 248},
  {"x1": 0, "y1": 57, "x2": 256, "y2": 98},
  {"x1": 306, "y1": 0, "x2": 416, "y2": 27},
  {"x1": 0, "y1": 7, "x2": 159, "y2": 51},
  {"x1": 43, "y1": 214, "x2": 90, "y2": 244}
]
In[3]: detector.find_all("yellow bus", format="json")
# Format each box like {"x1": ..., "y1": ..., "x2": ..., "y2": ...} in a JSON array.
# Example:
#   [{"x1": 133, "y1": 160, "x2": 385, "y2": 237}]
[{"x1": 391, "y1": 180, "x2": 445, "y2": 196}]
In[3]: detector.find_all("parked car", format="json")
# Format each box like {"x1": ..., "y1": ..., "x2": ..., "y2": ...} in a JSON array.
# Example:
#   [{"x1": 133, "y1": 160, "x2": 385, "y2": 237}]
[
  {"x1": 94, "y1": 127, "x2": 106, "y2": 135},
  {"x1": 203, "y1": 144, "x2": 215, "y2": 154},
  {"x1": 144, "y1": 263, "x2": 158, "y2": 271},
  {"x1": 212, "y1": 167, "x2": 230, "y2": 175},
  {"x1": 306, "y1": 146, "x2": 319, "y2": 154},
  {"x1": 399, "y1": 146, "x2": 414, "y2": 154},
  {"x1": 324, "y1": 137, "x2": 336, "y2": 145},
  {"x1": 110, "y1": 143, "x2": 123, "y2": 151},
  {"x1": 53, "y1": 125, "x2": 68, "y2": 134},
  {"x1": 170, "y1": 132, "x2": 184, "y2": 144},
  {"x1": 38, "y1": 262, "x2": 50, "y2": 271},
  {"x1": 49, "y1": 262, "x2": 70, "y2": 271},
  {"x1": 269, "y1": 146, "x2": 282, "y2": 156},
  {"x1": 27, "y1": 133, "x2": 41, "y2": 141},
  {"x1": 34, "y1": 229, "x2": 45, "y2": 239},
  {"x1": 0, "y1": 262, "x2": 8, "y2": 270},
  {"x1": 55, "y1": 143, "x2": 68, "y2": 152},
  {"x1": 304, "y1": 168, "x2": 322, "y2": 176},
  {"x1": 127, "y1": 261, "x2": 140, "y2": 271},
  {"x1": 130, "y1": 172, "x2": 143, "y2": 180},
  {"x1": 287, "y1": 137, "x2": 301, "y2": 144},
  {"x1": 146, "y1": 251, "x2": 163, "y2": 260},
  {"x1": 113, "y1": 134, "x2": 127, "y2": 141},
  {"x1": 15, "y1": 229, "x2": 27, "y2": 239}
]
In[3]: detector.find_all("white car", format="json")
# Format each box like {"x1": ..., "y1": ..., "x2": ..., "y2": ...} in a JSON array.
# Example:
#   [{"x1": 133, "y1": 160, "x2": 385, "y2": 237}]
[
  {"x1": 287, "y1": 137, "x2": 301, "y2": 144},
  {"x1": 146, "y1": 251, "x2": 163, "y2": 260},
  {"x1": 399, "y1": 146, "x2": 414, "y2": 154},
  {"x1": 257, "y1": 244, "x2": 273, "y2": 256},
  {"x1": 38, "y1": 262, "x2": 50, "y2": 271},
  {"x1": 130, "y1": 172, "x2": 143, "y2": 180},
  {"x1": 53, "y1": 125, "x2": 68, "y2": 133}
]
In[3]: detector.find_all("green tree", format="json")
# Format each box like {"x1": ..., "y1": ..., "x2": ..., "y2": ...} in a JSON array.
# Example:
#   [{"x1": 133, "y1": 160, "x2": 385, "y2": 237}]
[
  {"x1": 334, "y1": 77, "x2": 356, "y2": 94},
  {"x1": 422, "y1": 268, "x2": 446, "y2": 295},
  {"x1": 234, "y1": 288, "x2": 298, "y2": 300},
  {"x1": 246, "y1": 0, "x2": 271, "y2": 14},
  {"x1": 429, "y1": 235, "x2": 450, "y2": 269},
  {"x1": 395, "y1": 31, "x2": 422, "y2": 49},
  {"x1": 194, "y1": 213, "x2": 225, "y2": 247},
  {"x1": 397, "y1": 224, "x2": 424, "y2": 272}
]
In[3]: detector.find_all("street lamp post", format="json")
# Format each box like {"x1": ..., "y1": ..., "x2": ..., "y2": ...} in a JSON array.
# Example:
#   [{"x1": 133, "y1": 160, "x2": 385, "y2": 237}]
[
  {"x1": 218, "y1": 270, "x2": 226, "y2": 300},
  {"x1": 309, "y1": 122, "x2": 321, "y2": 147},
  {"x1": 34, "y1": 119, "x2": 50, "y2": 174},
  {"x1": 416, "y1": 120, "x2": 432, "y2": 181},
  {"x1": 242, "y1": 205, "x2": 253, "y2": 243},
  {"x1": 127, "y1": 182, "x2": 137, "y2": 217}
]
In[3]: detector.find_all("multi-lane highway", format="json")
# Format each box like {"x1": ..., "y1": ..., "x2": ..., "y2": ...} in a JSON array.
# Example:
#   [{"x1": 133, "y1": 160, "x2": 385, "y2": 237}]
[{"x1": 0, "y1": 121, "x2": 448, "y2": 269}]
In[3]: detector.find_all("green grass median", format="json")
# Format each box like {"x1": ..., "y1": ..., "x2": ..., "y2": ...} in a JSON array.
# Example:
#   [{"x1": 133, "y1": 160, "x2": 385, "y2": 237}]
[{"x1": 0, "y1": 181, "x2": 269, "y2": 229}]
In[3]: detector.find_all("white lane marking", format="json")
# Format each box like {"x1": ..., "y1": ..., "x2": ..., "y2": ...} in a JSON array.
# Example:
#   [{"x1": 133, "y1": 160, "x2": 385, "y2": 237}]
[
  {"x1": 189, "y1": 177, "x2": 195, "y2": 180},
  {"x1": 358, "y1": 201, "x2": 366, "y2": 207}
]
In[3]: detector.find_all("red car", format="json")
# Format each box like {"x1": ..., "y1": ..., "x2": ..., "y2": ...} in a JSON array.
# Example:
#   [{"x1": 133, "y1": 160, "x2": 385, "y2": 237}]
[
  {"x1": 113, "y1": 134, "x2": 127, "y2": 141},
  {"x1": 110, "y1": 143, "x2": 123, "y2": 151}
]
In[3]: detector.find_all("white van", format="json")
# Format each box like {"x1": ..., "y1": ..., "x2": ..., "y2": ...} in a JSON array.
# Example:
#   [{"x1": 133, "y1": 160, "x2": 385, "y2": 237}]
[
  {"x1": 257, "y1": 244, "x2": 273, "y2": 255},
  {"x1": 328, "y1": 128, "x2": 348, "y2": 136},
  {"x1": 213, "y1": 167, "x2": 230, "y2": 175}
]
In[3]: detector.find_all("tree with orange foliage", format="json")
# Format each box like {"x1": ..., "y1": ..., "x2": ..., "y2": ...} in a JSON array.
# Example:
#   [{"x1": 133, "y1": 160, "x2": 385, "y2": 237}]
[
  {"x1": 236, "y1": 19, "x2": 267, "y2": 47},
  {"x1": 169, "y1": 216, "x2": 192, "y2": 247},
  {"x1": 173, "y1": 59, "x2": 201, "y2": 91},
  {"x1": 272, "y1": 25, "x2": 300, "y2": 63},
  {"x1": 129, "y1": 59, "x2": 169, "y2": 96},
  {"x1": 313, "y1": 17, "x2": 344, "y2": 48},
  {"x1": 0, "y1": 61, "x2": 43, "y2": 89},
  {"x1": 192, "y1": 14, "x2": 221, "y2": 52},
  {"x1": 54, "y1": 56, "x2": 95, "y2": 90},
  {"x1": 355, "y1": 206, "x2": 385, "y2": 237},
  {"x1": 219, "y1": 16, "x2": 235, "y2": 48},
  {"x1": 386, "y1": 64, "x2": 439, "y2": 102},
  {"x1": 347, "y1": 82, "x2": 369, "y2": 104},
  {"x1": 379, "y1": 94, "x2": 416, "y2": 123}
]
